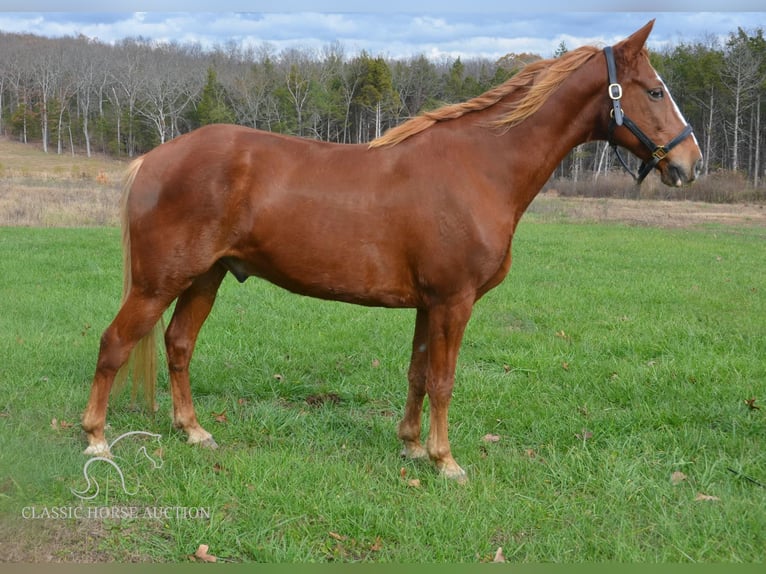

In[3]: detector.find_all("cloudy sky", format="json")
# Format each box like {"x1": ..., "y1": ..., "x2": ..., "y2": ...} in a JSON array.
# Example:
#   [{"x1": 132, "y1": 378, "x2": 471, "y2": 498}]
[{"x1": 1, "y1": 1, "x2": 765, "y2": 60}]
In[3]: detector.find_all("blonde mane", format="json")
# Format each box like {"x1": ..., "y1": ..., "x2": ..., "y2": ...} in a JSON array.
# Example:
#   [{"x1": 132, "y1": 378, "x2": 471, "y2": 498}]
[{"x1": 369, "y1": 45, "x2": 601, "y2": 148}]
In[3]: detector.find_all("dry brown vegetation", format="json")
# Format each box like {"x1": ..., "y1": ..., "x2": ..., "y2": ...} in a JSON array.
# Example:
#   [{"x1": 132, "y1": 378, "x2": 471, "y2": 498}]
[
  {"x1": 1, "y1": 137, "x2": 765, "y2": 229},
  {"x1": 0, "y1": 137, "x2": 125, "y2": 226},
  {"x1": 529, "y1": 195, "x2": 766, "y2": 228}
]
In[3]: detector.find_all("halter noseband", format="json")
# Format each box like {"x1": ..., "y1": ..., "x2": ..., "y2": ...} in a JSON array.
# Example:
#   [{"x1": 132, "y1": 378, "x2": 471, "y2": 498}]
[{"x1": 604, "y1": 46, "x2": 693, "y2": 184}]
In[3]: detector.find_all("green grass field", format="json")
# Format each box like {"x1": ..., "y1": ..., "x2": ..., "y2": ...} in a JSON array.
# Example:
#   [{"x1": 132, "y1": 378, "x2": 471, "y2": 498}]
[{"x1": 0, "y1": 219, "x2": 764, "y2": 563}]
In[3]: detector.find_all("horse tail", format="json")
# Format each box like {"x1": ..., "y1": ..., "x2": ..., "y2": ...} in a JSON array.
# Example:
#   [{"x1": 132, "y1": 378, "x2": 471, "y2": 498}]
[{"x1": 113, "y1": 156, "x2": 163, "y2": 412}]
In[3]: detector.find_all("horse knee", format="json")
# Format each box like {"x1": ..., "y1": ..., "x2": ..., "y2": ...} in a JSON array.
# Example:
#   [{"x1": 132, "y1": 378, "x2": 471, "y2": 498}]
[
  {"x1": 95, "y1": 329, "x2": 129, "y2": 373},
  {"x1": 165, "y1": 335, "x2": 192, "y2": 372}
]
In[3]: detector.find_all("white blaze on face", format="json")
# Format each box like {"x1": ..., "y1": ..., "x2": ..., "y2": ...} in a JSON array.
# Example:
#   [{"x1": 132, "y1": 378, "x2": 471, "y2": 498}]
[{"x1": 656, "y1": 72, "x2": 700, "y2": 148}]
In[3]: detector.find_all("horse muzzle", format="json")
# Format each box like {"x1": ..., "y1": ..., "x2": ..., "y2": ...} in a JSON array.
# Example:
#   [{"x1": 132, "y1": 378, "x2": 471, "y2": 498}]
[{"x1": 659, "y1": 156, "x2": 703, "y2": 187}]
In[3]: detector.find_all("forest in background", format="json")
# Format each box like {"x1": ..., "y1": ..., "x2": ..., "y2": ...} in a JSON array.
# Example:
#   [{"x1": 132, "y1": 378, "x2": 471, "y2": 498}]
[{"x1": 1, "y1": 26, "x2": 765, "y2": 194}]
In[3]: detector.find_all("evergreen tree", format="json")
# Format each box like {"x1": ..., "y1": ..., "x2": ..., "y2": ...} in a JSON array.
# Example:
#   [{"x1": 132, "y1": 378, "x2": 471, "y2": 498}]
[{"x1": 195, "y1": 67, "x2": 235, "y2": 127}]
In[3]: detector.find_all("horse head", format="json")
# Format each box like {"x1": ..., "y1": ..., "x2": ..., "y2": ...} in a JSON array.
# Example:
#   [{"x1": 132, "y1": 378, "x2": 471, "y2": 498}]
[{"x1": 606, "y1": 20, "x2": 703, "y2": 187}]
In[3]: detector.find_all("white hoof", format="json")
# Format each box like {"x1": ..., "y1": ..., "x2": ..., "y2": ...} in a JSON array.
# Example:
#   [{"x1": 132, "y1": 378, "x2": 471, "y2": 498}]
[
  {"x1": 83, "y1": 442, "x2": 111, "y2": 457},
  {"x1": 187, "y1": 430, "x2": 217, "y2": 449},
  {"x1": 400, "y1": 443, "x2": 428, "y2": 460}
]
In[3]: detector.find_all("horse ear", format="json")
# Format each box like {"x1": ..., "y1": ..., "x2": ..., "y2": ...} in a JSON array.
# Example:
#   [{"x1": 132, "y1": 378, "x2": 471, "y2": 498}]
[{"x1": 616, "y1": 19, "x2": 655, "y2": 60}]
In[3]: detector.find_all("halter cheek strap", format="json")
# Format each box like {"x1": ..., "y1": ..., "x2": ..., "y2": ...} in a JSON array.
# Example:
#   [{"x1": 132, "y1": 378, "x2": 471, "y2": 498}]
[{"x1": 604, "y1": 46, "x2": 694, "y2": 184}]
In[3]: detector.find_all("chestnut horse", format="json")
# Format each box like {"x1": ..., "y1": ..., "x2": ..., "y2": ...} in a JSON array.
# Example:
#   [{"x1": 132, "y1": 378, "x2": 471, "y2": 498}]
[{"x1": 82, "y1": 21, "x2": 701, "y2": 480}]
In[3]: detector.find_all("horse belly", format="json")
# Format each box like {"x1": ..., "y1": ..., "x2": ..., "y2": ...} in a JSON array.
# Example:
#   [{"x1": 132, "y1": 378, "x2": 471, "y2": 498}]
[{"x1": 226, "y1": 233, "x2": 418, "y2": 308}]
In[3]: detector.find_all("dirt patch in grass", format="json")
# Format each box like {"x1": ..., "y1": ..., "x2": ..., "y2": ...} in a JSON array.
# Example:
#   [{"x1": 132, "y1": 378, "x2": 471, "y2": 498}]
[{"x1": 0, "y1": 515, "x2": 148, "y2": 563}]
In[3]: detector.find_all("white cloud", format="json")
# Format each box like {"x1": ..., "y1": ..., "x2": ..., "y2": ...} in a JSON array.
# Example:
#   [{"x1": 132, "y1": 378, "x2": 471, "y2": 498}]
[{"x1": 0, "y1": 11, "x2": 764, "y2": 61}]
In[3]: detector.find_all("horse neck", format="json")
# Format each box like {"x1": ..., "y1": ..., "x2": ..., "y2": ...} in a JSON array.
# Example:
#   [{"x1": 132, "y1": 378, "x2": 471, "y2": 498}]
[{"x1": 477, "y1": 58, "x2": 607, "y2": 215}]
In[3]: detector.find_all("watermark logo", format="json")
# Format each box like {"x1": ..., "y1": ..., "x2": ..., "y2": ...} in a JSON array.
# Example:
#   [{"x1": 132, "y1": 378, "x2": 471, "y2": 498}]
[
  {"x1": 21, "y1": 431, "x2": 211, "y2": 522},
  {"x1": 71, "y1": 430, "x2": 163, "y2": 500}
]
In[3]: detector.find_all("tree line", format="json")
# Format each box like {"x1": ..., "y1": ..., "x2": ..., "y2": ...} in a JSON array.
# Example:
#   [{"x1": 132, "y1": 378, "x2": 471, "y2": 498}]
[{"x1": 0, "y1": 27, "x2": 764, "y2": 187}]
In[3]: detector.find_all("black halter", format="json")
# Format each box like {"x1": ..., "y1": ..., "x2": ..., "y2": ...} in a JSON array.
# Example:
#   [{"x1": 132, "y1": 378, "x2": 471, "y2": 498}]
[{"x1": 604, "y1": 46, "x2": 693, "y2": 184}]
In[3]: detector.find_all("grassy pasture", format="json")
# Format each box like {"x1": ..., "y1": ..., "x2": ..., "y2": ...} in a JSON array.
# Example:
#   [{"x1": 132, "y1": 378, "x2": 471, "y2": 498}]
[{"x1": 0, "y1": 217, "x2": 764, "y2": 563}]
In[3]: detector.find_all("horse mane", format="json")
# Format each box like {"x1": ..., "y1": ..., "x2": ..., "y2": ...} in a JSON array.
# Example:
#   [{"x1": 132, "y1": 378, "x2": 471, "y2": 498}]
[{"x1": 369, "y1": 45, "x2": 601, "y2": 148}]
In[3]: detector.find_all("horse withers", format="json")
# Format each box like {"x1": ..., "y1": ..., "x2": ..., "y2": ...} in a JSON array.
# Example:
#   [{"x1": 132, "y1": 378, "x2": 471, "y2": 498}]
[{"x1": 82, "y1": 21, "x2": 701, "y2": 481}]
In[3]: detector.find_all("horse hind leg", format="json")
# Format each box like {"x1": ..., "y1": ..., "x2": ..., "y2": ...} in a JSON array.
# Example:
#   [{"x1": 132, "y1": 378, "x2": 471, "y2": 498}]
[
  {"x1": 164, "y1": 264, "x2": 227, "y2": 448},
  {"x1": 82, "y1": 293, "x2": 170, "y2": 455}
]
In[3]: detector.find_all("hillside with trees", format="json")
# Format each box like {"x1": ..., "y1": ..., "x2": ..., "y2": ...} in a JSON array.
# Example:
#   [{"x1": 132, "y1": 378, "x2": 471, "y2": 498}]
[{"x1": 1, "y1": 27, "x2": 764, "y2": 196}]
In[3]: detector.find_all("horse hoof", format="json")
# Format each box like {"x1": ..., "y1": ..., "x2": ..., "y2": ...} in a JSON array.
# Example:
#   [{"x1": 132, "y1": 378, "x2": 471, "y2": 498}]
[
  {"x1": 83, "y1": 442, "x2": 111, "y2": 457},
  {"x1": 439, "y1": 463, "x2": 468, "y2": 484},
  {"x1": 400, "y1": 443, "x2": 428, "y2": 460},
  {"x1": 188, "y1": 435, "x2": 219, "y2": 449},
  {"x1": 199, "y1": 437, "x2": 219, "y2": 449}
]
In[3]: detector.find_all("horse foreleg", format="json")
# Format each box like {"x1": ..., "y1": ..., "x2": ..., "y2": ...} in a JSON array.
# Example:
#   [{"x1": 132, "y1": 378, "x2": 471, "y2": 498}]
[
  {"x1": 424, "y1": 298, "x2": 473, "y2": 481},
  {"x1": 82, "y1": 295, "x2": 169, "y2": 455},
  {"x1": 165, "y1": 265, "x2": 227, "y2": 448},
  {"x1": 398, "y1": 309, "x2": 429, "y2": 460}
]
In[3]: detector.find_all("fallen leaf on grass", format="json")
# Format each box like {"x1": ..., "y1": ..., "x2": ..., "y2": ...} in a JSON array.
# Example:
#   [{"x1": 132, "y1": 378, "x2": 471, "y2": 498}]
[
  {"x1": 482, "y1": 433, "x2": 501, "y2": 443},
  {"x1": 695, "y1": 493, "x2": 720, "y2": 502},
  {"x1": 575, "y1": 428, "x2": 593, "y2": 441},
  {"x1": 522, "y1": 448, "x2": 547, "y2": 464},
  {"x1": 671, "y1": 471, "x2": 688, "y2": 485},
  {"x1": 744, "y1": 397, "x2": 761, "y2": 411},
  {"x1": 51, "y1": 418, "x2": 73, "y2": 430},
  {"x1": 326, "y1": 532, "x2": 382, "y2": 561},
  {"x1": 194, "y1": 544, "x2": 217, "y2": 562},
  {"x1": 493, "y1": 547, "x2": 506, "y2": 563},
  {"x1": 371, "y1": 358, "x2": 380, "y2": 368},
  {"x1": 399, "y1": 468, "x2": 421, "y2": 487},
  {"x1": 212, "y1": 409, "x2": 228, "y2": 423}
]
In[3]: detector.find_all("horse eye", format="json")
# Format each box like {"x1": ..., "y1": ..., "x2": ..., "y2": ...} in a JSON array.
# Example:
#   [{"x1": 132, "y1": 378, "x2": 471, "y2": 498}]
[{"x1": 648, "y1": 88, "x2": 664, "y2": 100}]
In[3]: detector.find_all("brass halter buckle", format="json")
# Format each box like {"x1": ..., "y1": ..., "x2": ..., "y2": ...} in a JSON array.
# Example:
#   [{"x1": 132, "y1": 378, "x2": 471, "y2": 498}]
[{"x1": 652, "y1": 147, "x2": 669, "y2": 161}]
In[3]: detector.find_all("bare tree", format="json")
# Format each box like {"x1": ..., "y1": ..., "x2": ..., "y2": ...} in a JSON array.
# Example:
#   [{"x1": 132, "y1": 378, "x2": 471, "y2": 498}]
[
  {"x1": 110, "y1": 39, "x2": 150, "y2": 156},
  {"x1": 722, "y1": 30, "x2": 763, "y2": 172},
  {"x1": 224, "y1": 44, "x2": 279, "y2": 130},
  {"x1": 74, "y1": 41, "x2": 101, "y2": 157},
  {"x1": 30, "y1": 38, "x2": 61, "y2": 153},
  {"x1": 280, "y1": 47, "x2": 319, "y2": 136},
  {"x1": 53, "y1": 38, "x2": 79, "y2": 155},
  {"x1": 392, "y1": 54, "x2": 440, "y2": 122},
  {"x1": 137, "y1": 42, "x2": 203, "y2": 144},
  {"x1": 8, "y1": 37, "x2": 38, "y2": 144}
]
